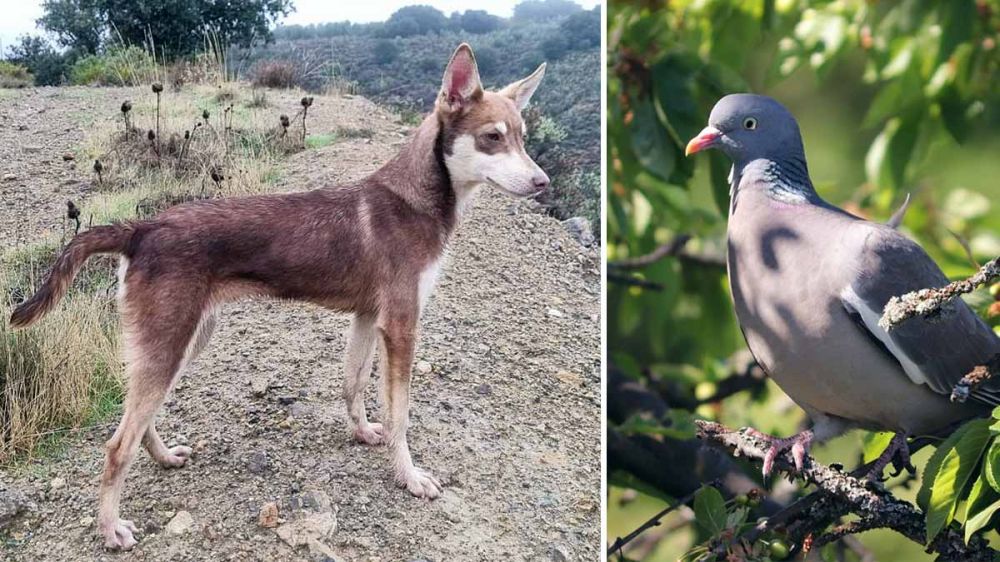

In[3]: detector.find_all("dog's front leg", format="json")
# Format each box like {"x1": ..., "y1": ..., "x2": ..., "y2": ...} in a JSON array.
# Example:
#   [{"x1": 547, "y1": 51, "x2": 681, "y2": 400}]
[{"x1": 377, "y1": 308, "x2": 442, "y2": 499}]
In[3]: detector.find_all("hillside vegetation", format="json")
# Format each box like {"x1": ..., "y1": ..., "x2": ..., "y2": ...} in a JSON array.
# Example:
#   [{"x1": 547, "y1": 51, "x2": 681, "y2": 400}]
[{"x1": 253, "y1": 4, "x2": 601, "y2": 228}]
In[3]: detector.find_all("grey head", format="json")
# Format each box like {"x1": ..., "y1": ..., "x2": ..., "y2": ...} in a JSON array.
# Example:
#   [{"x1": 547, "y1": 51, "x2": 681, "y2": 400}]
[
  {"x1": 686, "y1": 94, "x2": 816, "y2": 202},
  {"x1": 686, "y1": 94, "x2": 804, "y2": 163}
]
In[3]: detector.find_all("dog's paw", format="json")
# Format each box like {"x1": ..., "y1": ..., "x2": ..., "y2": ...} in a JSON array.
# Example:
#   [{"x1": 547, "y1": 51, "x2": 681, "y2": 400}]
[
  {"x1": 398, "y1": 466, "x2": 442, "y2": 499},
  {"x1": 353, "y1": 422, "x2": 385, "y2": 446},
  {"x1": 101, "y1": 518, "x2": 138, "y2": 551},
  {"x1": 158, "y1": 445, "x2": 193, "y2": 468}
]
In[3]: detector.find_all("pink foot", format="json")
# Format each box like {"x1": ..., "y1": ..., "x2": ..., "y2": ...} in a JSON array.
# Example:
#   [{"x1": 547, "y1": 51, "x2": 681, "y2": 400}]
[
  {"x1": 353, "y1": 422, "x2": 384, "y2": 445},
  {"x1": 157, "y1": 445, "x2": 193, "y2": 468},
  {"x1": 396, "y1": 465, "x2": 442, "y2": 498},
  {"x1": 747, "y1": 428, "x2": 813, "y2": 476},
  {"x1": 100, "y1": 518, "x2": 138, "y2": 550}
]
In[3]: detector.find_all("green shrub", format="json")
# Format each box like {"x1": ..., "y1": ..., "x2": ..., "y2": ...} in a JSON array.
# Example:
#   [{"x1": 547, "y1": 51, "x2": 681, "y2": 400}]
[
  {"x1": 70, "y1": 46, "x2": 158, "y2": 86},
  {"x1": 0, "y1": 61, "x2": 34, "y2": 88}
]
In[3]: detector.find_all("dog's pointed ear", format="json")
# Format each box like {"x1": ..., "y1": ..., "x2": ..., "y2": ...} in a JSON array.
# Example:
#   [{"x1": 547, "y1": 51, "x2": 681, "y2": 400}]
[
  {"x1": 499, "y1": 62, "x2": 546, "y2": 111},
  {"x1": 438, "y1": 43, "x2": 483, "y2": 115}
]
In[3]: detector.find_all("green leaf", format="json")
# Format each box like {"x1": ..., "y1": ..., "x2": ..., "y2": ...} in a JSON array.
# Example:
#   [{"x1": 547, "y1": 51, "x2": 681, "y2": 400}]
[
  {"x1": 918, "y1": 420, "x2": 977, "y2": 509},
  {"x1": 964, "y1": 471, "x2": 1000, "y2": 543},
  {"x1": 708, "y1": 151, "x2": 731, "y2": 216},
  {"x1": 965, "y1": 498, "x2": 1000, "y2": 544},
  {"x1": 939, "y1": 88, "x2": 970, "y2": 144},
  {"x1": 617, "y1": 409, "x2": 698, "y2": 440},
  {"x1": 984, "y1": 441, "x2": 1000, "y2": 492},
  {"x1": 923, "y1": 419, "x2": 992, "y2": 543},
  {"x1": 629, "y1": 99, "x2": 674, "y2": 181},
  {"x1": 862, "y1": 431, "x2": 896, "y2": 464},
  {"x1": 865, "y1": 112, "x2": 922, "y2": 191},
  {"x1": 693, "y1": 485, "x2": 727, "y2": 536}
]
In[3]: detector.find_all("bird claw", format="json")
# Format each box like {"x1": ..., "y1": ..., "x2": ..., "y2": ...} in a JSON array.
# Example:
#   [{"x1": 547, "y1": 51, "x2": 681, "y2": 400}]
[
  {"x1": 747, "y1": 428, "x2": 813, "y2": 477},
  {"x1": 866, "y1": 432, "x2": 913, "y2": 482}
]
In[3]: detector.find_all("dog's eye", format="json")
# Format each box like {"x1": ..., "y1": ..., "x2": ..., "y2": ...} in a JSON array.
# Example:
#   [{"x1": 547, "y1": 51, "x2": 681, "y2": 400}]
[
  {"x1": 485, "y1": 132, "x2": 503, "y2": 142},
  {"x1": 743, "y1": 117, "x2": 758, "y2": 130}
]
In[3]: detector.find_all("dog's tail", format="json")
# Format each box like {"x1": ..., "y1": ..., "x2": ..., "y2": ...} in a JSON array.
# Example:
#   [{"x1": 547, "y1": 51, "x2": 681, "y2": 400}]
[{"x1": 9, "y1": 224, "x2": 134, "y2": 329}]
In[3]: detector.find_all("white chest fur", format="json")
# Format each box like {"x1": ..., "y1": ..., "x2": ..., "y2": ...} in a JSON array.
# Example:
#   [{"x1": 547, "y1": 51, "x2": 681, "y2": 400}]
[{"x1": 418, "y1": 256, "x2": 445, "y2": 311}]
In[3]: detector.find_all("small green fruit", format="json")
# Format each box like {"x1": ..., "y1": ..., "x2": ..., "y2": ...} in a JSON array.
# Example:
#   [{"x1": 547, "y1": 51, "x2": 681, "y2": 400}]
[{"x1": 769, "y1": 539, "x2": 790, "y2": 560}]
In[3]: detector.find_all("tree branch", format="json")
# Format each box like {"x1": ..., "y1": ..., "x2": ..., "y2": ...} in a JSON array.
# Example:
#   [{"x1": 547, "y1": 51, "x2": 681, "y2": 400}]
[
  {"x1": 608, "y1": 234, "x2": 727, "y2": 271},
  {"x1": 879, "y1": 256, "x2": 1000, "y2": 331},
  {"x1": 606, "y1": 483, "x2": 714, "y2": 557},
  {"x1": 950, "y1": 353, "x2": 1000, "y2": 403},
  {"x1": 696, "y1": 420, "x2": 995, "y2": 562}
]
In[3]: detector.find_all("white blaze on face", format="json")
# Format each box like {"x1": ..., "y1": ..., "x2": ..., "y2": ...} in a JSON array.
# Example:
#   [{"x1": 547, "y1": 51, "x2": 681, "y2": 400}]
[{"x1": 444, "y1": 132, "x2": 543, "y2": 202}]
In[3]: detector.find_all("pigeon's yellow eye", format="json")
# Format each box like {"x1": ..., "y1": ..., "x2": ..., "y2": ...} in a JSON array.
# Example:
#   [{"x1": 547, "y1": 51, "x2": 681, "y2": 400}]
[{"x1": 743, "y1": 117, "x2": 758, "y2": 130}]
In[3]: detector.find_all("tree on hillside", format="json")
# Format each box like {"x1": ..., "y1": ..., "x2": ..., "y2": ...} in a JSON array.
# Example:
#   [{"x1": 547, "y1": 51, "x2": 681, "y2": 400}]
[
  {"x1": 512, "y1": 0, "x2": 582, "y2": 22},
  {"x1": 5, "y1": 35, "x2": 70, "y2": 86},
  {"x1": 458, "y1": 10, "x2": 504, "y2": 34},
  {"x1": 560, "y1": 6, "x2": 600, "y2": 50},
  {"x1": 382, "y1": 5, "x2": 448, "y2": 38},
  {"x1": 37, "y1": 0, "x2": 104, "y2": 54},
  {"x1": 37, "y1": 0, "x2": 293, "y2": 58}
]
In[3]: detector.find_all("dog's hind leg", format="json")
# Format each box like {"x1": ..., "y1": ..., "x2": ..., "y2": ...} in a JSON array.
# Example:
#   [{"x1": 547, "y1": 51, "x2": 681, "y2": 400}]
[
  {"x1": 142, "y1": 312, "x2": 216, "y2": 468},
  {"x1": 343, "y1": 313, "x2": 382, "y2": 444},
  {"x1": 97, "y1": 278, "x2": 206, "y2": 551},
  {"x1": 378, "y1": 304, "x2": 442, "y2": 499}
]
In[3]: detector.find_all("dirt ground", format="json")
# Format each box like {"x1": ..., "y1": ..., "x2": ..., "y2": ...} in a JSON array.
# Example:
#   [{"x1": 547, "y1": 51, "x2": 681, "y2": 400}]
[{"x1": 0, "y1": 86, "x2": 601, "y2": 561}]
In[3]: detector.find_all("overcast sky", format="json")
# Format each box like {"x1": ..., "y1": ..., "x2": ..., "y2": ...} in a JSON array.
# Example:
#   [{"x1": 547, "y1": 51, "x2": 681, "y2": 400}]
[{"x1": 0, "y1": 0, "x2": 601, "y2": 52}]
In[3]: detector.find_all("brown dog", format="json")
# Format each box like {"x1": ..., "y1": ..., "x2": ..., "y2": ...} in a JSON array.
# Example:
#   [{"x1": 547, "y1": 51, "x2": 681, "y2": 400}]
[{"x1": 9, "y1": 43, "x2": 548, "y2": 550}]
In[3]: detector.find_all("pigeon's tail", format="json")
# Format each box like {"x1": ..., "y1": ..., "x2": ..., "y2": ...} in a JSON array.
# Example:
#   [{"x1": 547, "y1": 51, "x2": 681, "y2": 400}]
[
  {"x1": 9, "y1": 224, "x2": 134, "y2": 329},
  {"x1": 886, "y1": 193, "x2": 911, "y2": 229}
]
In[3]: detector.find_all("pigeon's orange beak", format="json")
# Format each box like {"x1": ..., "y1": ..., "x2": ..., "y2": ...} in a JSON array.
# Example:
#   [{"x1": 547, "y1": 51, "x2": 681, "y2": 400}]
[{"x1": 685, "y1": 126, "x2": 722, "y2": 156}]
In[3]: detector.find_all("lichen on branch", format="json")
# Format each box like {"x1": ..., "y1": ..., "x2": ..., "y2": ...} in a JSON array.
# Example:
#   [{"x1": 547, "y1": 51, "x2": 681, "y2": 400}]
[{"x1": 695, "y1": 420, "x2": 995, "y2": 562}]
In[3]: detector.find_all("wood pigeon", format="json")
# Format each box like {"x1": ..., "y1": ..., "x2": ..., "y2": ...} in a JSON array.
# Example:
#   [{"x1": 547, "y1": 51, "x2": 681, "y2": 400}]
[{"x1": 685, "y1": 94, "x2": 1000, "y2": 477}]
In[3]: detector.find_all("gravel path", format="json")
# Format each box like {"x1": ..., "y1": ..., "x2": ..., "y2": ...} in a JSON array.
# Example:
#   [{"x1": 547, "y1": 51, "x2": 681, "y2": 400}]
[{"x1": 0, "y1": 86, "x2": 601, "y2": 561}]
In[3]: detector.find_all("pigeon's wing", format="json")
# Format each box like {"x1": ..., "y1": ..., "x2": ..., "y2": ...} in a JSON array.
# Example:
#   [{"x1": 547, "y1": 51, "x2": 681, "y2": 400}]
[{"x1": 839, "y1": 225, "x2": 1000, "y2": 406}]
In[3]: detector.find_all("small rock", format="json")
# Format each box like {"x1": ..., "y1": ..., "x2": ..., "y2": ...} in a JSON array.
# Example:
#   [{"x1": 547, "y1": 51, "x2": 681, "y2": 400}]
[
  {"x1": 49, "y1": 477, "x2": 66, "y2": 490},
  {"x1": 2, "y1": 174, "x2": 16, "y2": 182},
  {"x1": 22, "y1": 145, "x2": 42, "y2": 154},
  {"x1": 555, "y1": 370, "x2": 583, "y2": 386},
  {"x1": 549, "y1": 544, "x2": 572, "y2": 562},
  {"x1": 248, "y1": 451, "x2": 270, "y2": 474},
  {"x1": 0, "y1": 488, "x2": 33, "y2": 528},
  {"x1": 250, "y1": 377, "x2": 269, "y2": 397},
  {"x1": 166, "y1": 510, "x2": 194, "y2": 535},
  {"x1": 62, "y1": 152, "x2": 75, "y2": 161},
  {"x1": 475, "y1": 384, "x2": 492, "y2": 396},
  {"x1": 416, "y1": 360, "x2": 432, "y2": 374},
  {"x1": 278, "y1": 417, "x2": 294, "y2": 429},
  {"x1": 288, "y1": 402, "x2": 308, "y2": 418},
  {"x1": 278, "y1": 395, "x2": 296, "y2": 405},
  {"x1": 258, "y1": 502, "x2": 279, "y2": 528},
  {"x1": 275, "y1": 512, "x2": 336, "y2": 549},
  {"x1": 17, "y1": 124, "x2": 28, "y2": 131},
  {"x1": 561, "y1": 217, "x2": 595, "y2": 247},
  {"x1": 79, "y1": 516, "x2": 94, "y2": 528},
  {"x1": 547, "y1": 308, "x2": 564, "y2": 318}
]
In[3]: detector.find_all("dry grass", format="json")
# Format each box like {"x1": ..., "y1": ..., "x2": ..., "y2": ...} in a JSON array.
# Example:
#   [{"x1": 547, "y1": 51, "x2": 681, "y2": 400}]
[
  {"x1": 250, "y1": 59, "x2": 298, "y2": 89},
  {"x1": 82, "y1": 84, "x2": 302, "y2": 199},
  {"x1": 1, "y1": 248, "x2": 120, "y2": 463},
  {"x1": 0, "y1": 82, "x2": 314, "y2": 464}
]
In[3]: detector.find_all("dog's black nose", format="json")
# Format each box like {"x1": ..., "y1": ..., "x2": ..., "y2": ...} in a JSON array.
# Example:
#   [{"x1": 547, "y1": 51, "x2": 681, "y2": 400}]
[{"x1": 532, "y1": 173, "x2": 550, "y2": 190}]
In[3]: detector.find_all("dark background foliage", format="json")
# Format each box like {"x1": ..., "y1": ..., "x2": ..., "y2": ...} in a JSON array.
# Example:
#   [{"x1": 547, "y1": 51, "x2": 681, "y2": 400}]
[{"x1": 607, "y1": 1, "x2": 1000, "y2": 560}]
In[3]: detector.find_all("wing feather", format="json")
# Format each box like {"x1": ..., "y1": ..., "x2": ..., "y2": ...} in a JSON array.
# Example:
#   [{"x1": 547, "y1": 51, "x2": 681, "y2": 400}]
[{"x1": 841, "y1": 225, "x2": 1000, "y2": 406}]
